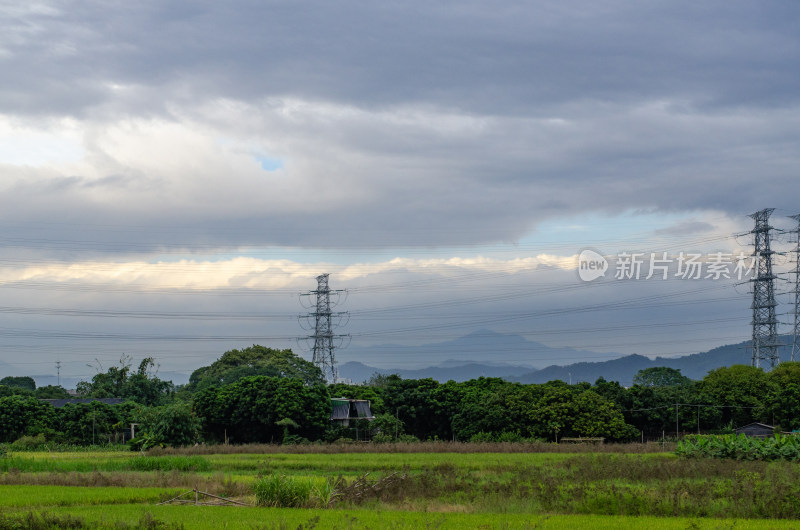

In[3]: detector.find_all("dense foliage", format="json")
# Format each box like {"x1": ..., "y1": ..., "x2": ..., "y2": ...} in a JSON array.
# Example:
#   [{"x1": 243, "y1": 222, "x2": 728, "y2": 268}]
[
  {"x1": 193, "y1": 375, "x2": 330, "y2": 443},
  {"x1": 0, "y1": 376, "x2": 36, "y2": 392},
  {"x1": 188, "y1": 345, "x2": 324, "y2": 391},
  {"x1": 676, "y1": 434, "x2": 800, "y2": 461},
  {"x1": 76, "y1": 357, "x2": 174, "y2": 406},
  {"x1": 6, "y1": 345, "x2": 800, "y2": 448}
]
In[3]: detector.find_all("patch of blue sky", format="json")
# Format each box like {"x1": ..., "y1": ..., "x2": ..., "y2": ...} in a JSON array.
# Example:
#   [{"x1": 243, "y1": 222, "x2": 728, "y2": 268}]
[{"x1": 255, "y1": 155, "x2": 284, "y2": 171}]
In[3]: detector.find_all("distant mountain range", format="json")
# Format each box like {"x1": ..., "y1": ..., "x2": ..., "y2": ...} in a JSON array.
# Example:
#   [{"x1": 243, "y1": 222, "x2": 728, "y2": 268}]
[
  {"x1": 338, "y1": 331, "x2": 793, "y2": 386},
  {"x1": 337, "y1": 359, "x2": 535, "y2": 384},
  {"x1": 10, "y1": 330, "x2": 793, "y2": 389},
  {"x1": 340, "y1": 329, "x2": 622, "y2": 371}
]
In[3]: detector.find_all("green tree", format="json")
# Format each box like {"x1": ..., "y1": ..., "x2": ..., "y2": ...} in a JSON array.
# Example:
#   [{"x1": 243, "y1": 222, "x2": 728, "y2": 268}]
[
  {"x1": 188, "y1": 346, "x2": 323, "y2": 392},
  {"x1": 77, "y1": 356, "x2": 174, "y2": 406},
  {"x1": 194, "y1": 376, "x2": 330, "y2": 443},
  {"x1": 380, "y1": 376, "x2": 445, "y2": 440},
  {"x1": 623, "y1": 379, "x2": 708, "y2": 437},
  {"x1": 698, "y1": 365, "x2": 771, "y2": 428},
  {"x1": 55, "y1": 401, "x2": 123, "y2": 445},
  {"x1": 77, "y1": 357, "x2": 131, "y2": 398},
  {"x1": 530, "y1": 385, "x2": 578, "y2": 441},
  {"x1": 0, "y1": 385, "x2": 33, "y2": 398},
  {"x1": 763, "y1": 362, "x2": 800, "y2": 431},
  {"x1": 370, "y1": 413, "x2": 406, "y2": 441},
  {"x1": 633, "y1": 367, "x2": 691, "y2": 387},
  {"x1": 124, "y1": 358, "x2": 174, "y2": 406},
  {"x1": 34, "y1": 385, "x2": 70, "y2": 399},
  {"x1": 449, "y1": 379, "x2": 539, "y2": 441},
  {"x1": 571, "y1": 391, "x2": 638, "y2": 441},
  {"x1": 136, "y1": 402, "x2": 201, "y2": 447},
  {"x1": 0, "y1": 395, "x2": 57, "y2": 442},
  {"x1": 0, "y1": 376, "x2": 36, "y2": 392}
]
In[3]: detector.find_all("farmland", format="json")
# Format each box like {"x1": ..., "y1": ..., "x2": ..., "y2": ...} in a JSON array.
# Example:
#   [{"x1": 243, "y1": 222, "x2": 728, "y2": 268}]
[{"x1": 2, "y1": 443, "x2": 800, "y2": 528}]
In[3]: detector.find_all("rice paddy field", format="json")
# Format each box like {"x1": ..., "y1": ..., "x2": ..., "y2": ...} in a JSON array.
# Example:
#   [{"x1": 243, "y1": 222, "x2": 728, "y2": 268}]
[{"x1": 1, "y1": 443, "x2": 800, "y2": 529}]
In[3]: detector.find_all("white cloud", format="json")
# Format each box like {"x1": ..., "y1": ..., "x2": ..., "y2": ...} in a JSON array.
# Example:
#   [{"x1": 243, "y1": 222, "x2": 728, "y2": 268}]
[{"x1": 0, "y1": 117, "x2": 83, "y2": 166}]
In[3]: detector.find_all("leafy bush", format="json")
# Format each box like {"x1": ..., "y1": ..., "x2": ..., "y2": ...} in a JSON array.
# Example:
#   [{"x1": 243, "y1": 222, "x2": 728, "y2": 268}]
[
  {"x1": 0, "y1": 396, "x2": 57, "y2": 443},
  {"x1": 10, "y1": 434, "x2": 48, "y2": 450},
  {"x1": 127, "y1": 433, "x2": 164, "y2": 452},
  {"x1": 469, "y1": 431, "x2": 527, "y2": 443},
  {"x1": 135, "y1": 403, "x2": 200, "y2": 448},
  {"x1": 282, "y1": 434, "x2": 309, "y2": 445},
  {"x1": 253, "y1": 474, "x2": 315, "y2": 507},
  {"x1": 676, "y1": 433, "x2": 800, "y2": 461}
]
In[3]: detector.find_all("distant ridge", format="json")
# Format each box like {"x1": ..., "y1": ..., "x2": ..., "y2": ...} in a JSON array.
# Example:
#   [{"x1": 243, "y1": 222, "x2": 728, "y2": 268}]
[
  {"x1": 338, "y1": 360, "x2": 535, "y2": 384},
  {"x1": 513, "y1": 338, "x2": 795, "y2": 386},
  {"x1": 338, "y1": 333, "x2": 793, "y2": 385},
  {"x1": 340, "y1": 329, "x2": 621, "y2": 375}
]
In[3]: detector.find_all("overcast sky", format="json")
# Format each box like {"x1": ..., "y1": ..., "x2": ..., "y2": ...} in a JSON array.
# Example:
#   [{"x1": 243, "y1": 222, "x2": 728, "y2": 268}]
[{"x1": 0, "y1": 1, "x2": 799, "y2": 384}]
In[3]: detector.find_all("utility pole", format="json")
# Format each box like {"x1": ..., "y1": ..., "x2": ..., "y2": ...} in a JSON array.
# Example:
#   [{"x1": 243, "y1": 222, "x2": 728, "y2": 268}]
[
  {"x1": 749, "y1": 208, "x2": 781, "y2": 368},
  {"x1": 789, "y1": 214, "x2": 800, "y2": 362},
  {"x1": 301, "y1": 274, "x2": 348, "y2": 383},
  {"x1": 55, "y1": 360, "x2": 61, "y2": 387}
]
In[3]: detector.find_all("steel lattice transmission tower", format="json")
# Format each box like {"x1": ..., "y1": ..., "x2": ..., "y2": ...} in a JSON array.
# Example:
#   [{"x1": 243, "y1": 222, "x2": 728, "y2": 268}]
[
  {"x1": 749, "y1": 208, "x2": 781, "y2": 368},
  {"x1": 300, "y1": 274, "x2": 348, "y2": 383},
  {"x1": 788, "y1": 214, "x2": 800, "y2": 362}
]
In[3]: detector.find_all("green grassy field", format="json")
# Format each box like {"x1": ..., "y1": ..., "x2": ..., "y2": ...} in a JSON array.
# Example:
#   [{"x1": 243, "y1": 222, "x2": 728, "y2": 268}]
[
  {"x1": 26, "y1": 506, "x2": 800, "y2": 529},
  {"x1": 1, "y1": 445, "x2": 799, "y2": 528}
]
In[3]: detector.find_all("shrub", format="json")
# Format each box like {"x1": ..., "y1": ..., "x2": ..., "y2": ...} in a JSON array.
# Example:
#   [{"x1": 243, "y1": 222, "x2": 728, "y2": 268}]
[
  {"x1": 10, "y1": 434, "x2": 48, "y2": 450},
  {"x1": 676, "y1": 433, "x2": 800, "y2": 461},
  {"x1": 135, "y1": 403, "x2": 200, "y2": 448},
  {"x1": 253, "y1": 474, "x2": 317, "y2": 507},
  {"x1": 469, "y1": 431, "x2": 526, "y2": 443}
]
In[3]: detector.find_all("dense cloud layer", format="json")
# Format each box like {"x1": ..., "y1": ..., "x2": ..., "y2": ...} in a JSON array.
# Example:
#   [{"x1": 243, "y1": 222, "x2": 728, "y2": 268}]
[
  {"x1": 0, "y1": 1, "x2": 798, "y2": 251},
  {"x1": 0, "y1": 1, "x2": 797, "y2": 379}
]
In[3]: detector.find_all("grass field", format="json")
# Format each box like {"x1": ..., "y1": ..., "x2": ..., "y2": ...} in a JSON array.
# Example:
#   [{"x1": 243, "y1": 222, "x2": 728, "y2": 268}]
[{"x1": 1, "y1": 444, "x2": 799, "y2": 528}]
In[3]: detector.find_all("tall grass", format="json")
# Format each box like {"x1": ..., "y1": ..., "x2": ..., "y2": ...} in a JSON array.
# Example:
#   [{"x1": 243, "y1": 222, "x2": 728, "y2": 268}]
[
  {"x1": 323, "y1": 455, "x2": 800, "y2": 519},
  {"x1": 1, "y1": 442, "x2": 127, "y2": 453},
  {"x1": 0, "y1": 471, "x2": 250, "y2": 497},
  {"x1": 0, "y1": 455, "x2": 211, "y2": 473},
  {"x1": 253, "y1": 475, "x2": 319, "y2": 507},
  {"x1": 149, "y1": 440, "x2": 674, "y2": 456},
  {"x1": 0, "y1": 510, "x2": 184, "y2": 529}
]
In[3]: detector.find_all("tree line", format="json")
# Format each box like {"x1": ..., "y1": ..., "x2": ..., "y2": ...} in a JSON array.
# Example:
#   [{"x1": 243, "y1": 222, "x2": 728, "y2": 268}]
[{"x1": 0, "y1": 346, "x2": 798, "y2": 447}]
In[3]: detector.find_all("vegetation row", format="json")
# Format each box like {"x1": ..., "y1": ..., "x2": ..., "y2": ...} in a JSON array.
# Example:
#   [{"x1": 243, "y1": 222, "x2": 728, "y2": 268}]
[{"x1": 1, "y1": 345, "x2": 799, "y2": 448}]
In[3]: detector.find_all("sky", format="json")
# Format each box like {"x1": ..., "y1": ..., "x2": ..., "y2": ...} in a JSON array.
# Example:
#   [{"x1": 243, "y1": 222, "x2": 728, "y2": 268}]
[{"x1": 0, "y1": 1, "x2": 799, "y2": 384}]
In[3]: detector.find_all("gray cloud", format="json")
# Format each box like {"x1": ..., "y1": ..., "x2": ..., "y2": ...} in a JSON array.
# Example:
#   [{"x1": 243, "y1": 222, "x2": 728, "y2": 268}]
[
  {"x1": 0, "y1": 1, "x2": 797, "y2": 379},
  {"x1": 3, "y1": 1, "x2": 799, "y2": 115}
]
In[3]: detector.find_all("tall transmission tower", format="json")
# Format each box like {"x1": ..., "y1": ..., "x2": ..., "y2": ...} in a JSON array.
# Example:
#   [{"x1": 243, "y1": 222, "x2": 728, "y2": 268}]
[
  {"x1": 749, "y1": 208, "x2": 781, "y2": 368},
  {"x1": 788, "y1": 214, "x2": 800, "y2": 362},
  {"x1": 300, "y1": 274, "x2": 348, "y2": 383}
]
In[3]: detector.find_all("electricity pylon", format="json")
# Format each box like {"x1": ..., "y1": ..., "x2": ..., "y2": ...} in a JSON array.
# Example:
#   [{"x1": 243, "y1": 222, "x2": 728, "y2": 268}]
[
  {"x1": 788, "y1": 214, "x2": 800, "y2": 362},
  {"x1": 749, "y1": 208, "x2": 781, "y2": 368},
  {"x1": 300, "y1": 274, "x2": 348, "y2": 383}
]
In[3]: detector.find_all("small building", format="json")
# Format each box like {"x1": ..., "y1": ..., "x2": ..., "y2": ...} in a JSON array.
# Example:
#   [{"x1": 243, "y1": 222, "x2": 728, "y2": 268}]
[
  {"x1": 330, "y1": 398, "x2": 374, "y2": 426},
  {"x1": 735, "y1": 422, "x2": 775, "y2": 439}
]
